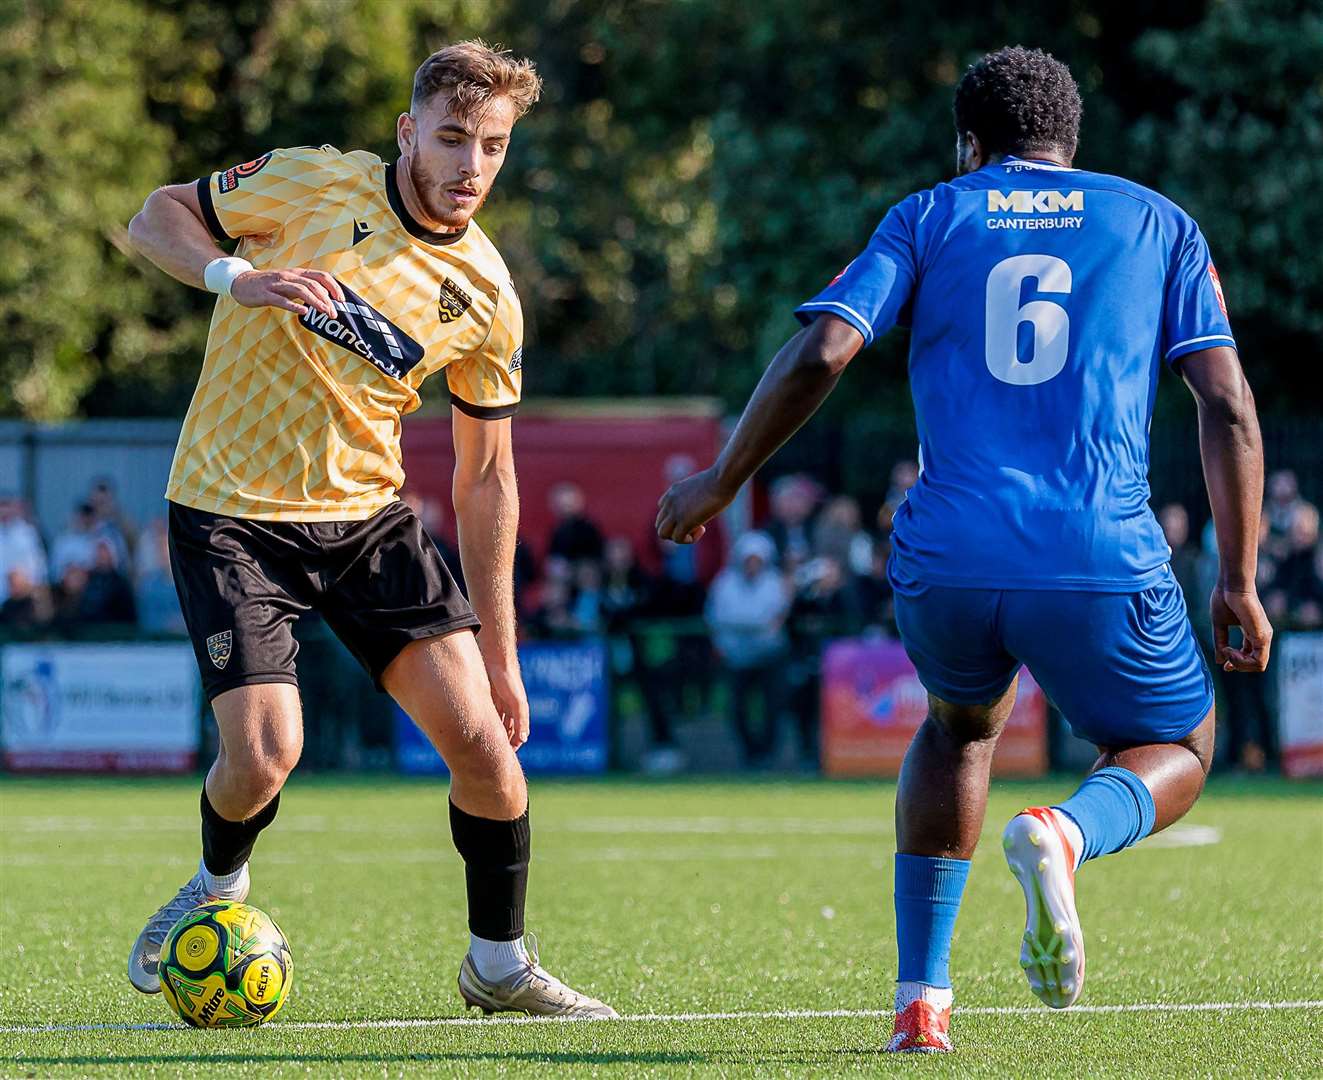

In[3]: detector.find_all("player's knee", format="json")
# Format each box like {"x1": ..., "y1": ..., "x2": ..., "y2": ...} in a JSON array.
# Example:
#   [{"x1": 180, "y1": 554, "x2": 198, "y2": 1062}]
[
  {"x1": 929, "y1": 707, "x2": 1005, "y2": 745},
  {"x1": 222, "y1": 728, "x2": 302, "y2": 800},
  {"x1": 432, "y1": 716, "x2": 505, "y2": 777},
  {"x1": 446, "y1": 733, "x2": 524, "y2": 812}
]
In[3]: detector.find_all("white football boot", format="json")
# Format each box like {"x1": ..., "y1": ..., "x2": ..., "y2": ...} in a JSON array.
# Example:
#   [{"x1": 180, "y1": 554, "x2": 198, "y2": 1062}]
[
  {"x1": 1003, "y1": 807, "x2": 1085, "y2": 1009},
  {"x1": 458, "y1": 935, "x2": 617, "y2": 1019},
  {"x1": 127, "y1": 863, "x2": 249, "y2": 994}
]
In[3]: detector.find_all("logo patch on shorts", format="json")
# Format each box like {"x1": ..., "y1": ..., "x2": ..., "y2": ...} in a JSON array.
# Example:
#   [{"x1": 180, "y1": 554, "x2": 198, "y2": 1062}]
[{"x1": 206, "y1": 631, "x2": 232, "y2": 670}]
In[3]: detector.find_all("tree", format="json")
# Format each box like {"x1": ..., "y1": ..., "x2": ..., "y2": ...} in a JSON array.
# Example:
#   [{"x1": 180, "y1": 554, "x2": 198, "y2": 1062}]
[
  {"x1": 0, "y1": 0, "x2": 173, "y2": 418},
  {"x1": 0, "y1": 0, "x2": 1317, "y2": 427},
  {"x1": 1134, "y1": 0, "x2": 1323, "y2": 412}
]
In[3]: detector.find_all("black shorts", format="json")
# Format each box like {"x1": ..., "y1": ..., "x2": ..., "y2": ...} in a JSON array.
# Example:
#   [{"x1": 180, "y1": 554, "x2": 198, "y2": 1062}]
[{"x1": 168, "y1": 500, "x2": 479, "y2": 701}]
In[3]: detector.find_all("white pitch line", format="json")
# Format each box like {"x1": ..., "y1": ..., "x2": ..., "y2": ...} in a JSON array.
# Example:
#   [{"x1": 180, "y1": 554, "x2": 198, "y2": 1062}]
[
  {"x1": 0, "y1": 844, "x2": 889, "y2": 869},
  {"x1": 0, "y1": 825, "x2": 1221, "y2": 868},
  {"x1": 2, "y1": 1000, "x2": 1319, "y2": 1035}
]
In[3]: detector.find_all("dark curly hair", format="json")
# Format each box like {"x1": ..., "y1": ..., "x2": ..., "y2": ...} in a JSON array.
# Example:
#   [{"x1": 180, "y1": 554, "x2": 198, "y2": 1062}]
[{"x1": 954, "y1": 46, "x2": 1082, "y2": 158}]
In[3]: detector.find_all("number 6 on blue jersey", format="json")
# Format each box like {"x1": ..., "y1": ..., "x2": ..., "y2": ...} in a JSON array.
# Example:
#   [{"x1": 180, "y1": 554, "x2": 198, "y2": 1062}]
[{"x1": 984, "y1": 254, "x2": 1072, "y2": 386}]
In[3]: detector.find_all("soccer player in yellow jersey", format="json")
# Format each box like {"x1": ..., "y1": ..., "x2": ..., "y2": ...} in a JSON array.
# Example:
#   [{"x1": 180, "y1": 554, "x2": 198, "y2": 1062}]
[{"x1": 124, "y1": 41, "x2": 615, "y2": 1019}]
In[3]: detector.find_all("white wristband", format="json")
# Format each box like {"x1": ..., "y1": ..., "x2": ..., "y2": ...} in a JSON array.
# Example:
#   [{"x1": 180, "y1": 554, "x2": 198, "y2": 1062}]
[{"x1": 203, "y1": 256, "x2": 254, "y2": 297}]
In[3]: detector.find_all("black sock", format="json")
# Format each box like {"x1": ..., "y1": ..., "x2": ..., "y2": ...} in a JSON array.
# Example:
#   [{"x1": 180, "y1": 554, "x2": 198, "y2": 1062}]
[
  {"x1": 200, "y1": 787, "x2": 280, "y2": 876},
  {"x1": 448, "y1": 800, "x2": 530, "y2": 941}
]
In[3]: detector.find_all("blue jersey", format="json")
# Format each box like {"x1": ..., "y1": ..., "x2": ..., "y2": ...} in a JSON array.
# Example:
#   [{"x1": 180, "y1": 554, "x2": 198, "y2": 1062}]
[{"x1": 796, "y1": 157, "x2": 1235, "y2": 591}]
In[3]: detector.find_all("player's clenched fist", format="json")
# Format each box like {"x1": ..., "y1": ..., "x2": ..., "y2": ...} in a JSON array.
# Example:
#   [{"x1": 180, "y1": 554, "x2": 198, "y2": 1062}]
[
  {"x1": 656, "y1": 466, "x2": 733, "y2": 545},
  {"x1": 231, "y1": 268, "x2": 345, "y2": 318}
]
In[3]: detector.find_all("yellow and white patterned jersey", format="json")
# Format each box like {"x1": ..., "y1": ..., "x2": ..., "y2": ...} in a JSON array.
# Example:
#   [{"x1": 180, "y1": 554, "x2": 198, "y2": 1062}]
[{"x1": 166, "y1": 145, "x2": 523, "y2": 521}]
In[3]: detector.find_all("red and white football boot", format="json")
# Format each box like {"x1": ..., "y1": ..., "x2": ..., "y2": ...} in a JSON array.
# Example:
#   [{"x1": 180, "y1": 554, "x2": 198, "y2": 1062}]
[
  {"x1": 884, "y1": 999, "x2": 953, "y2": 1053},
  {"x1": 1003, "y1": 806, "x2": 1086, "y2": 1008}
]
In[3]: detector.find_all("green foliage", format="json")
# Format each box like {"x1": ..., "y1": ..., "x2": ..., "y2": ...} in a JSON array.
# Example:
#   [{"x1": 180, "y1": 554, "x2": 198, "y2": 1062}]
[
  {"x1": 0, "y1": 0, "x2": 173, "y2": 418},
  {"x1": 0, "y1": 0, "x2": 1317, "y2": 419},
  {"x1": 1134, "y1": 0, "x2": 1323, "y2": 410}
]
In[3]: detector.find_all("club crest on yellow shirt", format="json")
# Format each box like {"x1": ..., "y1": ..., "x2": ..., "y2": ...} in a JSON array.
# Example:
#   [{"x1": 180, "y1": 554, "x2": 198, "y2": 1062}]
[
  {"x1": 438, "y1": 277, "x2": 473, "y2": 324},
  {"x1": 206, "y1": 631, "x2": 232, "y2": 670}
]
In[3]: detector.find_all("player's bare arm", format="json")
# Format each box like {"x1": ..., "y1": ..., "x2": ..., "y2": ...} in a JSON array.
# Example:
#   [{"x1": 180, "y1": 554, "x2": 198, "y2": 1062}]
[
  {"x1": 1181, "y1": 344, "x2": 1272, "y2": 673},
  {"x1": 452, "y1": 409, "x2": 529, "y2": 749},
  {"x1": 127, "y1": 182, "x2": 342, "y2": 317},
  {"x1": 656, "y1": 314, "x2": 864, "y2": 543}
]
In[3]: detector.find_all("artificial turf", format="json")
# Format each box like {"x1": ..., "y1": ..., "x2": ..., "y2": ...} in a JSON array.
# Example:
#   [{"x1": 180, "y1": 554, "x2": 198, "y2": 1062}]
[{"x1": 1, "y1": 775, "x2": 1320, "y2": 1076}]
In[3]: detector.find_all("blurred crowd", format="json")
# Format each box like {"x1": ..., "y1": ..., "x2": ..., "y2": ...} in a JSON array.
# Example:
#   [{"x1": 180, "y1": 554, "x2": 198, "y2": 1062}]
[
  {"x1": 408, "y1": 466, "x2": 920, "y2": 772},
  {"x1": 0, "y1": 480, "x2": 183, "y2": 637},
  {"x1": 1161, "y1": 468, "x2": 1323, "y2": 772},
  {"x1": 5, "y1": 465, "x2": 1319, "y2": 775}
]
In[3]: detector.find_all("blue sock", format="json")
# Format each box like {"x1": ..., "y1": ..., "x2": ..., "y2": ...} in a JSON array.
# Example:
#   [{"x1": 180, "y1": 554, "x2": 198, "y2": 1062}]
[
  {"x1": 893, "y1": 854, "x2": 971, "y2": 987},
  {"x1": 1054, "y1": 766, "x2": 1157, "y2": 864}
]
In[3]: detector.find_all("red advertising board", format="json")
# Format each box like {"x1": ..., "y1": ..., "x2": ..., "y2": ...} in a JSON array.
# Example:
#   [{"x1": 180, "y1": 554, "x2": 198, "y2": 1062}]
[
  {"x1": 401, "y1": 402, "x2": 725, "y2": 578},
  {"x1": 821, "y1": 638, "x2": 1047, "y2": 777}
]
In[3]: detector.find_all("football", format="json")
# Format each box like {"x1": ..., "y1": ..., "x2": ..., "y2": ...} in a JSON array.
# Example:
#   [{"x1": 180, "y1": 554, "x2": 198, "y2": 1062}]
[{"x1": 157, "y1": 901, "x2": 293, "y2": 1028}]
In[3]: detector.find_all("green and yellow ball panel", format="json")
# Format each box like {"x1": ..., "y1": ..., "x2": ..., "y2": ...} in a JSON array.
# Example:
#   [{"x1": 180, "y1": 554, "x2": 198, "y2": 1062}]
[{"x1": 158, "y1": 900, "x2": 293, "y2": 1028}]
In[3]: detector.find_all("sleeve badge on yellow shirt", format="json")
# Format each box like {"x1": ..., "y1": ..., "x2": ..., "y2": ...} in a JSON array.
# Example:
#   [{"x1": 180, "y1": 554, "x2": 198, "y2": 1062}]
[
  {"x1": 217, "y1": 152, "x2": 273, "y2": 193},
  {"x1": 438, "y1": 277, "x2": 473, "y2": 324}
]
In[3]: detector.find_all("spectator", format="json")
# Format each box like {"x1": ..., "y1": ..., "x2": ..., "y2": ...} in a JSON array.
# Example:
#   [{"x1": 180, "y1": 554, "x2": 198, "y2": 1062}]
[
  {"x1": 88, "y1": 476, "x2": 135, "y2": 563},
  {"x1": 786, "y1": 553, "x2": 854, "y2": 766},
  {"x1": 527, "y1": 574, "x2": 577, "y2": 637},
  {"x1": 1202, "y1": 517, "x2": 1277, "y2": 772},
  {"x1": 0, "y1": 495, "x2": 48, "y2": 605},
  {"x1": 79, "y1": 539, "x2": 137, "y2": 624},
  {"x1": 650, "y1": 454, "x2": 723, "y2": 615},
  {"x1": 135, "y1": 518, "x2": 185, "y2": 635},
  {"x1": 813, "y1": 495, "x2": 873, "y2": 578},
  {"x1": 547, "y1": 482, "x2": 604, "y2": 565},
  {"x1": 1266, "y1": 503, "x2": 1322, "y2": 629},
  {"x1": 601, "y1": 537, "x2": 653, "y2": 627},
  {"x1": 599, "y1": 537, "x2": 686, "y2": 773},
  {"x1": 855, "y1": 540, "x2": 896, "y2": 634},
  {"x1": 883, "y1": 460, "x2": 920, "y2": 514},
  {"x1": 1264, "y1": 470, "x2": 1308, "y2": 557},
  {"x1": 1, "y1": 567, "x2": 53, "y2": 630},
  {"x1": 1306, "y1": 544, "x2": 1323, "y2": 630},
  {"x1": 51, "y1": 503, "x2": 101, "y2": 580},
  {"x1": 1159, "y1": 503, "x2": 1200, "y2": 612},
  {"x1": 52, "y1": 563, "x2": 90, "y2": 629},
  {"x1": 764, "y1": 474, "x2": 819, "y2": 566},
  {"x1": 570, "y1": 559, "x2": 605, "y2": 633},
  {"x1": 705, "y1": 531, "x2": 790, "y2": 766},
  {"x1": 649, "y1": 487, "x2": 718, "y2": 738}
]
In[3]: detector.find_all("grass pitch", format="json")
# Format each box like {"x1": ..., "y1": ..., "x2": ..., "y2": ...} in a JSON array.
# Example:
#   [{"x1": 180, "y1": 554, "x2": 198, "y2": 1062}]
[{"x1": 1, "y1": 775, "x2": 1320, "y2": 1077}]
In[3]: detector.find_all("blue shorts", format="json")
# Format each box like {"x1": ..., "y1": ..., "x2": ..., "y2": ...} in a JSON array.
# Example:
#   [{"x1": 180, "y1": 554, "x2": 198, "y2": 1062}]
[{"x1": 891, "y1": 564, "x2": 1214, "y2": 747}]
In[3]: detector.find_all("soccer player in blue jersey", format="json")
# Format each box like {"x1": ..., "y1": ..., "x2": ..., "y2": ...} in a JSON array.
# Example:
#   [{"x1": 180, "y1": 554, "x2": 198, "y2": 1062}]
[{"x1": 657, "y1": 46, "x2": 1272, "y2": 1052}]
